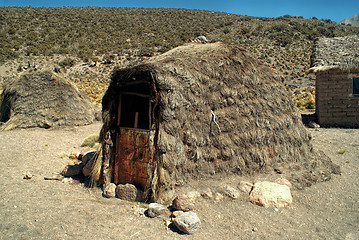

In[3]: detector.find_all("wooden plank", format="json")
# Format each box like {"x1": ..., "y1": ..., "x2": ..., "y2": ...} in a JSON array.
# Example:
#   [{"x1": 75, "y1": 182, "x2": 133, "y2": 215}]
[{"x1": 114, "y1": 128, "x2": 151, "y2": 189}]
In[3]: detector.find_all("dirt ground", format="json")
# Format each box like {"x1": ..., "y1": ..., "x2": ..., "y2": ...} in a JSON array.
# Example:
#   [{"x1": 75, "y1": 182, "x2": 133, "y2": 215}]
[{"x1": 0, "y1": 121, "x2": 358, "y2": 240}]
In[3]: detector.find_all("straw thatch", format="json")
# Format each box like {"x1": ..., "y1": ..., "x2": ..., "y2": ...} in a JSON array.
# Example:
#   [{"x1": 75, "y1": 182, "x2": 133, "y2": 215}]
[
  {"x1": 310, "y1": 35, "x2": 359, "y2": 73},
  {"x1": 0, "y1": 71, "x2": 96, "y2": 130},
  {"x1": 99, "y1": 42, "x2": 338, "y2": 203}
]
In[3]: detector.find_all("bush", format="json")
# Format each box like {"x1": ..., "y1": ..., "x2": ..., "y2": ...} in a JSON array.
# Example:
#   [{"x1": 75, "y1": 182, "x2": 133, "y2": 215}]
[{"x1": 59, "y1": 58, "x2": 75, "y2": 68}]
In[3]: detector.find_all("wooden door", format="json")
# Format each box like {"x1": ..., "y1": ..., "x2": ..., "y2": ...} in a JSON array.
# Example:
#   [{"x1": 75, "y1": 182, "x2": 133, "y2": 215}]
[{"x1": 114, "y1": 128, "x2": 151, "y2": 189}]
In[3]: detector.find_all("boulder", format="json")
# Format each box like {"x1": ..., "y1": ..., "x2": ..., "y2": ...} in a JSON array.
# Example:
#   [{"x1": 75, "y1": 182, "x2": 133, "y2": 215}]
[
  {"x1": 275, "y1": 177, "x2": 292, "y2": 189},
  {"x1": 82, "y1": 152, "x2": 96, "y2": 177},
  {"x1": 147, "y1": 203, "x2": 170, "y2": 218},
  {"x1": 308, "y1": 121, "x2": 320, "y2": 128},
  {"x1": 116, "y1": 183, "x2": 140, "y2": 202},
  {"x1": 223, "y1": 185, "x2": 240, "y2": 199},
  {"x1": 201, "y1": 188, "x2": 214, "y2": 199},
  {"x1": 172, "y1": 194, "x2": 195, "y2": 211},
  {"x1": 61, "y1": 165, "x2": 82, "y2": 177},
  {"x1": 79, "y1": 150, "x2": 96, "y2": 164},
  {"x1": 214, "y1": 192, "x2": 224, "y2": 202},
  {"x1": 173, "y1": 211, "x2": 201, "y2": 234},
  {"x1": 103, "y1": 183, "x2": 116, "y2": 198},
  {"x1": 249, "y1": 181, "x2": 292, "y2": 208},
  {"x1": 238, "y1": 181, "x2": 253, "y2": 194},
  {"x1": 23, "y1": 171, "x2": 33, "y2": 180},
  {"x1": 171, "y1": 210, "x2": 184, "y2": 218}
]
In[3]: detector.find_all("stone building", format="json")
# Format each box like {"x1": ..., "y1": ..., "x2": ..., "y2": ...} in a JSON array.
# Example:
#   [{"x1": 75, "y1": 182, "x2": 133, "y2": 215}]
[{"x1": 310, "y1": 35, "x2": 359, "y2": 128}]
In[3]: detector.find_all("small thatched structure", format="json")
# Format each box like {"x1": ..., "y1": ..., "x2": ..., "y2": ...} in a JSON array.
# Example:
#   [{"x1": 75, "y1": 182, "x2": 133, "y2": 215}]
[
  {"x1": 310, "y1": 35, "x2": 359, "y2": 128},
  {"x1": 0, "y1": 71, "x2": 96, "y2": 130},
  {"x1": 97, "y1": 42, "x2": 338, "y2": 203}
]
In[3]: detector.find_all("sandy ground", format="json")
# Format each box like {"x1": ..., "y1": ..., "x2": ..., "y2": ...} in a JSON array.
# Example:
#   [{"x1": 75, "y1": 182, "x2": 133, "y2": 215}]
[{"x1": 0, "y1": 122, "x2": 358, "y2": 240}]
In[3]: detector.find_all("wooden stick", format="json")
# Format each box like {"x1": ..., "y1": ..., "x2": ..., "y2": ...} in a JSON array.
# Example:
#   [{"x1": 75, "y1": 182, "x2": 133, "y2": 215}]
[{"x1": 134, "y1": 112, "x2": 139, "y2": 128}]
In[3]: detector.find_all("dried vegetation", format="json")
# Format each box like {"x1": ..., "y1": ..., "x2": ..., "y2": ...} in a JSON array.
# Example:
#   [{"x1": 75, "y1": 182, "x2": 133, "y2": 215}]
[
  {"x1": 100, "y1": 43, "x2": 339, "y2": 202},
  {"x1": 1, "y1": 7, "x2": 359, "y2": 107}
]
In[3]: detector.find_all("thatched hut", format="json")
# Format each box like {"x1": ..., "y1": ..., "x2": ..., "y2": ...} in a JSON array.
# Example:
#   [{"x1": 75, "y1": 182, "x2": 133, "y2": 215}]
[
  {"x1": 310, "y1": 35, "x2": 359, "y2": 128},
  {"x1": 97, "y1": 42, "x2": 338, "y2": 203},
  {"x1": 0, "y1": 71, "x2": 96, "y2": 130}
]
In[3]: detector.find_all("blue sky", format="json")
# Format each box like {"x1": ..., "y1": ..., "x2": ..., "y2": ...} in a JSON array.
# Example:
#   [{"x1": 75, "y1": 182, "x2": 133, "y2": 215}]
[{"x1": 0, "y1": 0, "x2": 358, "y2": 23}]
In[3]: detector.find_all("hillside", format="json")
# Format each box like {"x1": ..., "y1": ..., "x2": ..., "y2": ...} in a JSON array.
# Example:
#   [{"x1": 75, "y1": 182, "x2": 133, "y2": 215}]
[
  {"x1": 1, "y1": 7, "x2": 359, "y2": 106},
  {"x1": 339, "y1": 13, "x2": 359, "y2": 27}
]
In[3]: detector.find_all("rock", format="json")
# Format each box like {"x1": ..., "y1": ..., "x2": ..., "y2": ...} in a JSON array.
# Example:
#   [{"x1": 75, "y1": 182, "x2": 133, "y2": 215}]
[
  {"x1": 80, "y1": 151, "x2": 96, "y2": 166},
  {"x1": 147, "y1": 203, "x2": 170, "y2": 218},
  {"x1": 82, "y1": 153, "x2": 96, "y2": 177},
  {"x1": 116, "y1": 183, "x2": 140, "y2": 202},
  {"x1": 61, "y1": 165, "x2": 82, "y2": 177},
  {"x1": 193, "y1": 35, "x2": 209, "y2": 43},
  {"x1": 275, "y1": 177, "x2": 292, "y2": 189},
  {"x1": 68, "y1": 152, "x2": 78, "y2": 159},
  {"x1": 103, "y1": 183, "x2": 116, "y2": 198},
  {"x1": 172, "y1": 194, "x2": 195, "y2": 211},
  {"x1": 186, "y1": 191, "x2": 201, "y2": 201},
  {"x1": 338, "y1": 149, "x2": 346, "y2": 154},
  {"x1": 214, "y1": 192, "x2": 224, "y2": 202},
  {"x1": 171, "y1": 210, "x2": 184, "y2": 218},
  {"x1": 173, "y1": 211, "x2": 201, "y2": 234},
  {"x1": 78, "y1": 148, "x2": 95, "y2": 159},
  {"x1": 249, "y1": 181, "x2": 292, "y2": 208},
  {"x1": 165, "y1": 220, "x2": 172, "y2": 227},
  {"x1": 308, "y1": 121, "x2": 320, "y2": 128},
  {"x1": 138, "y1": 208, "x2": 146, "y2": 216},
  {"x1": 201, "y1": 188, "x2": 214, "y2": 199},
  {"x1": 224, "y1": 185, "x2": 240, "y2": 199},
  {"x1": 238, "y1": 181, "x2": 253, "y2": 194},
  {"x1": 23, "y1": 171, "x2": 33, "y2": 179}
]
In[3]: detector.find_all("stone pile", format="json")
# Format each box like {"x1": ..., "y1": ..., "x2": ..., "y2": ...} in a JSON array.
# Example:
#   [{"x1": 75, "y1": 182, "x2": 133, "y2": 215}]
[
  {"x1": 61, "y1": 149, "x2": 97, "y2": 178},
  {"x1": 142, "y1": 178, "x2": 293, "y2": 234},
  {"x1": 145, "y1": 192, "x2": 202, "y2": 235},
  {"x1": 59, "y1": 149, "x2": 293, "y2": 235},
  {"x1": 61, "y1": 150, "x2": 145, "y2": 201}
]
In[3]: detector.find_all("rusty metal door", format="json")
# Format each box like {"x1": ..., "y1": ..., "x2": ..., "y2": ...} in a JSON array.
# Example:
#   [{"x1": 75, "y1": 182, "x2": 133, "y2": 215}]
[{"x1": 114, "y1": 128, "x2": 151, "y2": 189}]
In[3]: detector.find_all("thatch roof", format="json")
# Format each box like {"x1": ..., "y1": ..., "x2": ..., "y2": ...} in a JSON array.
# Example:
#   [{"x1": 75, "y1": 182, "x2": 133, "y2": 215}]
[
  {"x1": 310, "y1": 35, "x2": 359, "y2": 72},
  {"x1": 100, "y1": 42, "x2": 338, "y2": 203},
  {"x1": 0, "y1": 71, "x2": 96, "y2": 130}
]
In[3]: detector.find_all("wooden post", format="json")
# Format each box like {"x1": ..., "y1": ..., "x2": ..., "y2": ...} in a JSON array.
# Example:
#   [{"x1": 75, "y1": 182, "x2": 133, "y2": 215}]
[
  {"x1": 117, "y1": 94, "x2": 122, "y2": 127},
  {"x1": 134, "y1": 112, "x2": 139, "y2": 128},
  {"x1": 102, "y1": 131, "x2": 112, "y2": 186}
]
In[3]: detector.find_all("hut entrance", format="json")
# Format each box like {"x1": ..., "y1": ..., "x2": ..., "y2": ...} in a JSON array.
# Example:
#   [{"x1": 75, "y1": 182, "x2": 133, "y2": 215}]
[
  {"x1": 0, "y1": 92, "x2": 12, "y2": 123},
  {"x1": 114, "y1": 81, "x2": 154, "y2": 190}
]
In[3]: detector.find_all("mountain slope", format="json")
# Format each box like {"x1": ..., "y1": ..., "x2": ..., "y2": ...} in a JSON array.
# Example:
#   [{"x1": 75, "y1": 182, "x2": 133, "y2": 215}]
[
  {"x1": 1, "y1": 7, "x2": 359, "y2": 106},
  {"x1": 339, "y1": 13, "x2": 359, "y2": 27}
]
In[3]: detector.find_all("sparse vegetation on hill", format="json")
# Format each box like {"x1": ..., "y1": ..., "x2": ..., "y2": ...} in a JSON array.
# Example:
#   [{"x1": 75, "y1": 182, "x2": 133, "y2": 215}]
[{"x1": 1, "y1": 7, "x2": 359, "y2": 107}]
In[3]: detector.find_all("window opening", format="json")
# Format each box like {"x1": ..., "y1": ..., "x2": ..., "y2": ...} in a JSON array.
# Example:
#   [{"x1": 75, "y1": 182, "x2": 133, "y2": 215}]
[{"x1": 353, "y1": 77, "x2": 359, "y2": 96}]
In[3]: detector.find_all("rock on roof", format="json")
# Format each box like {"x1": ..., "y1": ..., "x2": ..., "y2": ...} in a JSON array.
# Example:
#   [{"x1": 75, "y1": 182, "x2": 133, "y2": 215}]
[{"x1": 310, "y1": 35, "x2": 359, "y2": 72}]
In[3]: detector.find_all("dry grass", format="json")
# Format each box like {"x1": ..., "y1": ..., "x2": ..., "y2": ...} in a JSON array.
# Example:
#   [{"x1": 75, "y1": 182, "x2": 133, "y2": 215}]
[
  {"x1": 0, "y1": 71, "x2": 96, "y2": 130},
  {"x1": 99, "y1": 42, "x2": 339, "y2": 203}
]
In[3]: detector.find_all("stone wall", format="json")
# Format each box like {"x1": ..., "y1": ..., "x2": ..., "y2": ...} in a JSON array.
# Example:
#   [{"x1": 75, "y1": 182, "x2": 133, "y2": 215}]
[{"x1": 316, "y1": 70, "x2": 359, "y2": 128}]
